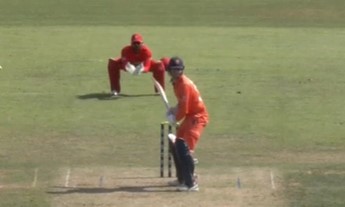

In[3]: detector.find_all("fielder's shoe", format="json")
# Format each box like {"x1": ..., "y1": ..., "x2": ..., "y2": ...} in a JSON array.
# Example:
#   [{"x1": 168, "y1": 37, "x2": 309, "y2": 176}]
[
  {"x1": 110, "y1": 90, "x2": 119, "y2": 98},
  {"x1": 177, "y1": 183, "x2": 199, "y2": 192}
]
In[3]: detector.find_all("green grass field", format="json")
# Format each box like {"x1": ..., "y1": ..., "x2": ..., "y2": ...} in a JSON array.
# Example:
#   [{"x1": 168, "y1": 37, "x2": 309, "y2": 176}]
[{"x1": 1, "y1": 0, "x2": 345, "y2": 206}]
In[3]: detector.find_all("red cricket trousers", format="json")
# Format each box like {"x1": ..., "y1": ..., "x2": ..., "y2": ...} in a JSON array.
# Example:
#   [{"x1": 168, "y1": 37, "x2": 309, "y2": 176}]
[{"x1": 107, "y1": 58, "x2": 166, "y2": 93}]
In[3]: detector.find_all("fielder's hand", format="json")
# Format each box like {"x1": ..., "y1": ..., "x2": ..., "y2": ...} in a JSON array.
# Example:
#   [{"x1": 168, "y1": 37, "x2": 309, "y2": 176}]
[
  {"x1": 133, "y1": 63, "x2": 144, "y2": 76},
  {"x1": 125, "y1": 62, "x2": 136, "y2": 74}
]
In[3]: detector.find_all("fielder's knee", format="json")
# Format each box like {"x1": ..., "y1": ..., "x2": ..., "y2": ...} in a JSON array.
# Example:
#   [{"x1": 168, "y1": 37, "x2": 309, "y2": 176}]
[
  {"x1": 160, "y1": 57, "x2": 170, "y2": 71},
  {"x1": 108, "y1": 58, "x2": 116, "y2": 68}
]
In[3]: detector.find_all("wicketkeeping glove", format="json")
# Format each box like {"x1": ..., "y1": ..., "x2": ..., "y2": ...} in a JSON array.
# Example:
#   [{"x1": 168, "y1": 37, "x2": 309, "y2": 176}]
[
  {"x1": 125, "y1": 62, "x2": 136, "y2": 74},
  {"x1": 133, "y1": 63, "x2": 144, "y2": 76}
]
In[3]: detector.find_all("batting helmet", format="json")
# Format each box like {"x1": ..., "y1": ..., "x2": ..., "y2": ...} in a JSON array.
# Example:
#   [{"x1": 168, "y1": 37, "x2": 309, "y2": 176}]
[{"x1": 167, "y1": 56, "x2": 185, "y2": 71}]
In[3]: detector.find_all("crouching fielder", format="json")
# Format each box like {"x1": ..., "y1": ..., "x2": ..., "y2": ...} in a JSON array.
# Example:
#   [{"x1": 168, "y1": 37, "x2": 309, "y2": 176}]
[
  {"x1": 165, "y1": 57, "x2": 209, "y2": 192},
  {"x1": 107, "y1": 33, "x2": 168, "y2": 97}
]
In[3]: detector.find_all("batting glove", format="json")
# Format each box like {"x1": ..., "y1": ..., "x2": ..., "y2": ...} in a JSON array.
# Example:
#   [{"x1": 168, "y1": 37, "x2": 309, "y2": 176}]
[{"x1": 166, "y1": 112, "x2": 176, "y2": 124}]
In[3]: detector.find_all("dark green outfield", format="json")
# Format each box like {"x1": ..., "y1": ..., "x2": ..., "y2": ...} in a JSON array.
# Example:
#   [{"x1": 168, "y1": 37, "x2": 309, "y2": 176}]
[{"x1": 0, "y1": 0, "x2": 345, "y2": 27}]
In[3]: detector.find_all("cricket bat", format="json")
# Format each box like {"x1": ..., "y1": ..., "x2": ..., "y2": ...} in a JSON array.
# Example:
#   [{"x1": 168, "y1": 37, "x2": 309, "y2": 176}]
[{"x1": 152, "y1": 77, "x2": 170, "y2": 110}]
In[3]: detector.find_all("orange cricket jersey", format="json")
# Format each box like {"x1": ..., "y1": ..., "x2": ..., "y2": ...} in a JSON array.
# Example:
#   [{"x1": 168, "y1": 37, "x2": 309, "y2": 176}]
[
  {"x1": 121, "y1": 45, "x2": 152, "y2": 72},
  {"x1": 173, "y1": 74, "x2": 209, "y2": 122}
]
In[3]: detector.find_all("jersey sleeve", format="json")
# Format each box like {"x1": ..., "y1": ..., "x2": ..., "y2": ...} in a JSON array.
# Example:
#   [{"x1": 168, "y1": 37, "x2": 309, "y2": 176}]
[
  {"x1": 175, "y1": 83, "x2": 190, "y2": 121},
  {"x1": 142, "y1": 46, "x2": 152, "y2": 72}
]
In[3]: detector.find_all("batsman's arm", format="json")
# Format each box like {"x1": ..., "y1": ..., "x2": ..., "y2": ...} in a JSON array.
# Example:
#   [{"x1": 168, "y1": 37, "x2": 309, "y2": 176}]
[{"x1": 175, "y1": 84, "x2": 189, "y2": 121}]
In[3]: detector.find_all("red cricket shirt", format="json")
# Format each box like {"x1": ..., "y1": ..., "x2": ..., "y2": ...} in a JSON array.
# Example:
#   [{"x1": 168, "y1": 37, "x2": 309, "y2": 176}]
[{"x1": 121, "y1": 45, "x2": 152, "y2": 72}]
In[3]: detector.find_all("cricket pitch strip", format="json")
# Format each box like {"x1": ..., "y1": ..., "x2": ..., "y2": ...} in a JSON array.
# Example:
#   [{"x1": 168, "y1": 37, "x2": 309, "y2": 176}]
[{"x1": 47, "y1": 167, "x2": 286, "y2": 207}]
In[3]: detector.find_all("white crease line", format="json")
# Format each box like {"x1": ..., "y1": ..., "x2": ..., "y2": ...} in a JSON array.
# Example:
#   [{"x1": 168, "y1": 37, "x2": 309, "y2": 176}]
[
  {"x1": 236, "y1": 176, "x2": 241, "y2": 189},
  {"x1": 32, "y1": 168, "x2": 39, "y2": 188},
  {"x1": 270, "y1": 170, "x2": 276, "y2": 190},
  {"x1": 65, "y1": 168, "x2": 71, "y2": 187},
  {"x1": 99, "y1": 176, "x2": 104, "y2": 187}
]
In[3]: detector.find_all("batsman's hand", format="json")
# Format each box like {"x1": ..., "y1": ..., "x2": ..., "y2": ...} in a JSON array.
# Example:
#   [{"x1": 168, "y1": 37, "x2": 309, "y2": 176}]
[
  {"x1": 167, "y1": 107, "x2": 177, "y2": 115},
  {"x1": 167, "y1": 114, "x2": 176, "y2": 124},
  {"x1": 166, "y1": 111, "x2": 176, "y2": 124}
]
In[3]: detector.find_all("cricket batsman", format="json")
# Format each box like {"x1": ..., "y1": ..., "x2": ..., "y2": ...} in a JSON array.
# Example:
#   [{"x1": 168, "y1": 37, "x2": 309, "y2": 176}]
[
  {"x1": 165, "y1": 57, "x2": 209, "y2": 192},
  {"x1": 107, "y1": 33, "x2": 169, "y2": 97}
]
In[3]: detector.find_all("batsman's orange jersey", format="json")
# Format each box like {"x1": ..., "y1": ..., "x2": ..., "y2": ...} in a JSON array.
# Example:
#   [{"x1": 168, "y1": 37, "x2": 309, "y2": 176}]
[
  {"x1": 121, "y1": 45, "x2": 152, "y2": 72},
  {"x1": 173, "y1": 74, "x2": 209, "y2": 123},
  {"x1": 173, "y1": 74, "x2": 208, "y2": 151}
]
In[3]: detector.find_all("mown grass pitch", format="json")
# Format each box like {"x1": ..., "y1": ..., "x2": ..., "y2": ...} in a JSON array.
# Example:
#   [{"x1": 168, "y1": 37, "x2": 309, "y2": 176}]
[
  {"x1": 1, "y1": 0, "x2": 345, "y2": 206},
  {"x1": 2, "y1": 167, "x2": 285, "y2": 207}
]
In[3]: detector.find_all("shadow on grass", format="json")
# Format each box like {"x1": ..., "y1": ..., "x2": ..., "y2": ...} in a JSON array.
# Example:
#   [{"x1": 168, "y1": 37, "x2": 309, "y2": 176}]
[
  {"x1": 77, "y1": 92, "x2": 158, "y2": 100},
  {"x1": 47, "y1": 184, "x2": 175, "y2": 194}
]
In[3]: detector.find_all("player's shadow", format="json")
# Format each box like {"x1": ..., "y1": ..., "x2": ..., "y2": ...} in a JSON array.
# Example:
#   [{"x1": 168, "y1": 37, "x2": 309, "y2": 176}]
[
  {"x1": 47, "y1": 184, "x2": 175, "y2": 194},
  {"x1": 77, "y1": 92, "x2": 158, "y2": 100}
]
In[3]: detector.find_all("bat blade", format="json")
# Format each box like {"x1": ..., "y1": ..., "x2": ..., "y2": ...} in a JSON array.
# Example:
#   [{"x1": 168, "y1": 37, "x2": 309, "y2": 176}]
[{"x1": 152, "y1": 77, "x2": 170, "y2": 110}]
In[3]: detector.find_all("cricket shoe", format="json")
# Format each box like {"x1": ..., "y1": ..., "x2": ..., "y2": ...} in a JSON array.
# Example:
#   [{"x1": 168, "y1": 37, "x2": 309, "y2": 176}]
[
  {"x1": 167, "y1": 179, "x2": 184, "y2": 187},
  {"x1": 176, "y1": 183, "x2": 199, "y2": 192},
  {"x1": 193, "y1": 173, "x2": 199, "y2": 183},
  {"x1": 110, "y1": 90, "x2": 119, "y2": 98},
  {"x1": 193, "y1": 158, "x2": 199, "y2": 164}
]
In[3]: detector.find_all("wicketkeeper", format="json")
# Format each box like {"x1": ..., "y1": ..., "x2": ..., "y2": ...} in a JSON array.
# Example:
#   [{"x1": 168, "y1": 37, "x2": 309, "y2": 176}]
[
  {"x1": 165, "y1": 57, "x2": 209, "y2": 192},
  {"x1": 107, "y1": 33, "x2": 169, "y2": 97}
]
